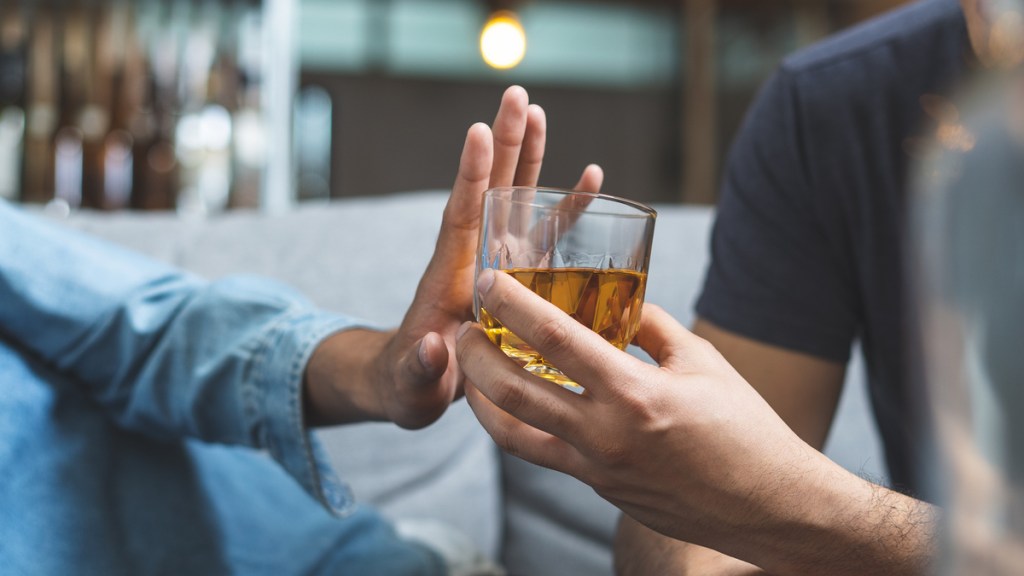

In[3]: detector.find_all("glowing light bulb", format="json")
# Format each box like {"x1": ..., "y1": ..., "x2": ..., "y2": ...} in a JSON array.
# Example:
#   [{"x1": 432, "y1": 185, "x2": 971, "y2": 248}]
[{"x1": 480, "y1": 11, "x2": 526, "y2": 70}]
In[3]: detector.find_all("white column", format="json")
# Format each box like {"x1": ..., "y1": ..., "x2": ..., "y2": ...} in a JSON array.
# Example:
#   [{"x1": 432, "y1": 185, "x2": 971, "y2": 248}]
[{"x1": 261, "y1": 0, "x2": 298, "y2": 213}]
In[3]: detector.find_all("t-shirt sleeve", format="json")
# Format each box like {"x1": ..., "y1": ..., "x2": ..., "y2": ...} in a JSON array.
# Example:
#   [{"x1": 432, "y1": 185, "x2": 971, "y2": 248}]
[{"x1": 695, "y1": 67, "x2": 860, "y2": 364}]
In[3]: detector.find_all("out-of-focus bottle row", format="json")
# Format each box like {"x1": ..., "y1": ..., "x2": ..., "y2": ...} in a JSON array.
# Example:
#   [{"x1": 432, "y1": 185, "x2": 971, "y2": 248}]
[{"x1": 0, "y1": 0, "x2": 309, "y2": 214}]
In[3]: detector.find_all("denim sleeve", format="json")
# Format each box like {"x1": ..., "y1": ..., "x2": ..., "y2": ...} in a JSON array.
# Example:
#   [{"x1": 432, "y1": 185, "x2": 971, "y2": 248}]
[{"x1": 0, "y1": 200, "x2": 359, "y2": 514}]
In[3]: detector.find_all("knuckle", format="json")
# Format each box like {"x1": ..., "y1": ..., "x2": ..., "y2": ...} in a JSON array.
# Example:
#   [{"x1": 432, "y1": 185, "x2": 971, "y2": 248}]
[
  {"x1": 492, "y1": 370, "x2": 527, "y2": 415},
  {"x1": 497, "y1": 430, "x2": 521, "y2": 458},
  {"x1": 485, "y1": 281, "x2": 511, "y2": 316},
  {"x1": 614, "y1": 384, "x2": 672, "y2": 435},
  {"x1": 699, "y1": 340, "x2": 718, "y2": 359},
  {"x1": 441, "y1": 204, "x2": 478, "y2": 234},
  {"x1": 678, "y1": 335, "x2": 720, "y2": 371},
  {"x1": 455, "y1": 332, "x2": 480, "y2": 364},
  {"x1": 591, "y1": 439, "x2": 629, "y2": 469},
  {"x1": 454, "y1": 339, "x2": 471, "y2": 367},
  {"x1": 493, "y1": 128, "x2": 523, "y2": 149},
  {"x1": 616, "y1": 387, "x2": 650, "y2": 418},
  {"x1": 456, "y1": 340, "x2": 471, "y2": 366},
  {"x1": 693, "y1": 335, "x2": 719, "y2": 358},
  {"x1": 533, "y1": 316, "x2": 574, "y2": 356}
]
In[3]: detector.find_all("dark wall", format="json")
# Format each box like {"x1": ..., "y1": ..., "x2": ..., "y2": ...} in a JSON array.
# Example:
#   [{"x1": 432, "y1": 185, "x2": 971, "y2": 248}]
[{"x1": 301, "y1": 73, "x2": 682, "y2": 206}]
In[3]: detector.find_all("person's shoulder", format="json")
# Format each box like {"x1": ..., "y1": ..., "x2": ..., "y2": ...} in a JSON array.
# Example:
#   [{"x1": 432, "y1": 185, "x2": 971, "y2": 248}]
[{"x1": 781, "y1": 0, "x2": 964, "y2": 75}]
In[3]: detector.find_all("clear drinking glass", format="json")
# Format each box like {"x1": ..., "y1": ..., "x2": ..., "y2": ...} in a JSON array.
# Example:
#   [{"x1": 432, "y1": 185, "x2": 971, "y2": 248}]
[{"x1": 475, "y1": 187, "x2": 657, "y2": 391}]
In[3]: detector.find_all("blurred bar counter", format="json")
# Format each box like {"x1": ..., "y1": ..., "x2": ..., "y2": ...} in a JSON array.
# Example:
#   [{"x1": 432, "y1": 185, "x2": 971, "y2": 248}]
[
  {"x1": 0, "y1": 0, "x2": 302, "y2": 215},
  {"x1": 0, "y1": 0, "x2": 913, "y2": 212}
]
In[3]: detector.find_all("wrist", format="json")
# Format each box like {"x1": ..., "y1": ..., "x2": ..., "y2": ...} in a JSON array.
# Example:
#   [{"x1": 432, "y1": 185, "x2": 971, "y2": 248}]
[{"x1": 303, "y1": 328, "x2": 394, "y2": 426}]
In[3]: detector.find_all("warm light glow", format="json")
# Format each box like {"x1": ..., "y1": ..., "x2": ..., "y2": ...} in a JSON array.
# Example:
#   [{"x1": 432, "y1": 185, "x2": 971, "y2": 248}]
[
  {"x1": 919, "y1": 94, "x2": 976, "y2": 152},
  {"x1": 480, "y1": 11, "x2": 526, "y2": 70},
  {"x1": 936, "y1": 122, "x2": 977, "y2": 152}
]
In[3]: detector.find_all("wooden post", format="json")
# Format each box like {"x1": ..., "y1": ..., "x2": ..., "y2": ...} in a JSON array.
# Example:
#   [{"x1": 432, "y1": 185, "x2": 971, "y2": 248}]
[
  {"x1": 793, "y1": 0, "x2": 830, "y2": 47},
  {"x1": 683, "y1": 0, "x2": 718, "y2": 205}
]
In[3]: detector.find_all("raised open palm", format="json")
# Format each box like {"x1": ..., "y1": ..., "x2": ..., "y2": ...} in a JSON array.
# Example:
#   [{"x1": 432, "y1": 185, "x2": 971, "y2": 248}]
[{"x1": 374, "y1": 86, "x2": 604, "y2": 428}]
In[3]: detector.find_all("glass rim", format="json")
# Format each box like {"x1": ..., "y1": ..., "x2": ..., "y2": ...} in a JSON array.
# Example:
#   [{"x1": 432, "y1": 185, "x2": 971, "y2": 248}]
[{"x1": 485, "y1": 186, "x2": 658, "y2": 219}]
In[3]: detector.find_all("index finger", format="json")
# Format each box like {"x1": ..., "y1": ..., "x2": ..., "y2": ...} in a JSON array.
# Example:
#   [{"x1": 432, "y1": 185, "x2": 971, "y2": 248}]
[
  {"x1": 429, "y1": 123, "x2": 494, "y2": 277},
  {"x1": 475, "y1": 269, "x2": 643, "y2": 397},
  {"x1": 457, "y1": 321, "x2": 584, "y2": 441},
  {"x1": 463, "y1": 378, "x2": 586, "y2": 476}
]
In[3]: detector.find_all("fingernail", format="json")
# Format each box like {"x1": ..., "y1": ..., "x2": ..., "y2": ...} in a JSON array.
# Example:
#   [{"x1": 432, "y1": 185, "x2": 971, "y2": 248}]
[
  {"x1": 417, "y1": 338, "x2": 432, "y2": 371},
  {"x1": 477, "y1": 269, "x2": 495, "y2": 296},
  {"x1": 456, "y1": 321, "x2": 472, "y2": 341}
]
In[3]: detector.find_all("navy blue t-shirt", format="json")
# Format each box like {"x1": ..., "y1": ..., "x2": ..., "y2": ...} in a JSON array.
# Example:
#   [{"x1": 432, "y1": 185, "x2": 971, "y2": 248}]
[{"x1": 695, "y1": 0, "x2": 970, "y2": 493}]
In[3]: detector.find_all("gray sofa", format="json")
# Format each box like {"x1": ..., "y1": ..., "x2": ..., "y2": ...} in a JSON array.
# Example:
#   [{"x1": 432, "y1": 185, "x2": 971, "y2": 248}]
[{"x1": 60, "y1": 191, "x2": 886, "y2": 576}]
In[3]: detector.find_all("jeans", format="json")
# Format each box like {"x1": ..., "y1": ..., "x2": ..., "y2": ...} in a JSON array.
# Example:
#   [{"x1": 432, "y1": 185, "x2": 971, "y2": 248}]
[{"x1": 0, "y1": 200, "x2": 444, "y2": 575}]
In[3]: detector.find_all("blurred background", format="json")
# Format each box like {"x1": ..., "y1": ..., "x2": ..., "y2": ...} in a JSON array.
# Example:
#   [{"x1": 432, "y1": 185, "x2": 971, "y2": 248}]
[{"x1": 0, "y1": 0, "x2": 913, "y2": 213}]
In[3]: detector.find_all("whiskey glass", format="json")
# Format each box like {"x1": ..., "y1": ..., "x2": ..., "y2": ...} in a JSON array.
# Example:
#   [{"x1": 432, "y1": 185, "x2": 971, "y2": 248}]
[{"x1": 475, "y1": 187, "x2": 657, "y2": 391}]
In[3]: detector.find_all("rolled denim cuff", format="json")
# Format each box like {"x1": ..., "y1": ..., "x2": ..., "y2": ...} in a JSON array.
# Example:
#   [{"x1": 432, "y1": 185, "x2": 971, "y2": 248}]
[{"x1": 249, "y1": 309, "x2": 360, "y2": 516}]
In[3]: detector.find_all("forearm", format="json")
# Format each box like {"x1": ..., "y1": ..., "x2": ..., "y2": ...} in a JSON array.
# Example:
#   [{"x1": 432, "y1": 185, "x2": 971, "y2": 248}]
[
  {"x1": 690, "y1": 321, "x2": 932, "y2": 574},
  {"x1": 617, "y1": 457, "x2": 937, "y2": 576},
  {"x1": 734, "y1": 454, "x2": 938, "y2": 576}
]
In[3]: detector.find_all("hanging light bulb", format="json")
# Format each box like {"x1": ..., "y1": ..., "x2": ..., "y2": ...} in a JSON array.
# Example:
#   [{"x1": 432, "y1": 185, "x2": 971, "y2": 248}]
[{"x1": 480, "y1": 10, "x2": 526, "y2": 70}]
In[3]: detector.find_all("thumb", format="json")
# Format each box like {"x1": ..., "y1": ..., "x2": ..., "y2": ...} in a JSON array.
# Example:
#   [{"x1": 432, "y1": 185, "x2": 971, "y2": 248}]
[
  {"x1": 385, "y1": 331, "x2": 455, "y2": 430},
  {"x1": 397, "y1": 331, "x2": 450, "y2": 388},
  {"x1": 633, "y1": 305, "x2": 706, "y2": 370}
]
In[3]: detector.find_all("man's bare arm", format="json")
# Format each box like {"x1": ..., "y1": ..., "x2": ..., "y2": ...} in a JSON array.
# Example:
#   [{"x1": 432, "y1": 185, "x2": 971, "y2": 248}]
[
  {"x1": 615, "y1": 319, "x2": 845, "y2": 574},
  {"x1": 614, "y1": 319, "x2": 938, "y2": 575},
  {"x1": 454, "y1": 279, "x2": 939, "y2": 575}
]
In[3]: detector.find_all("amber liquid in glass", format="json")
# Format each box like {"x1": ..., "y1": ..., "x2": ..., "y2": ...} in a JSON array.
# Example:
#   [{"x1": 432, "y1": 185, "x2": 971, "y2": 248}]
[{"x1": 478, "y1": 267, "x2": 647, "y2": 390}]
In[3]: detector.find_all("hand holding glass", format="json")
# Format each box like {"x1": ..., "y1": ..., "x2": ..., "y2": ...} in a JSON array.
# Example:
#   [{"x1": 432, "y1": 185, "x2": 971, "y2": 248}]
[{"x1": 475, "y1": 187, "x2": 657, "y2": 390}]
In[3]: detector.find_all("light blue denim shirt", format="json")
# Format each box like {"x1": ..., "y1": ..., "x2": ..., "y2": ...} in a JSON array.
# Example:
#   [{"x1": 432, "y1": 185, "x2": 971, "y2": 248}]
[{"x1": 0, "y1": 200, "x2": 443, "y2": 575}]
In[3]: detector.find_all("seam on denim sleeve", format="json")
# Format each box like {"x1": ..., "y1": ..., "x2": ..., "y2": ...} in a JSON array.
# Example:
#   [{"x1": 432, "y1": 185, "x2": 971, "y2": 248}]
[
  {"x1": 290, "y1": 324, "x2": 322, "y2": 503},
  {"x1": 243, "y1": 311, "x2": 285, "y2": 452},
  {"x1": 251, "y1": 308, "x2": 364, "y2": 516}
]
